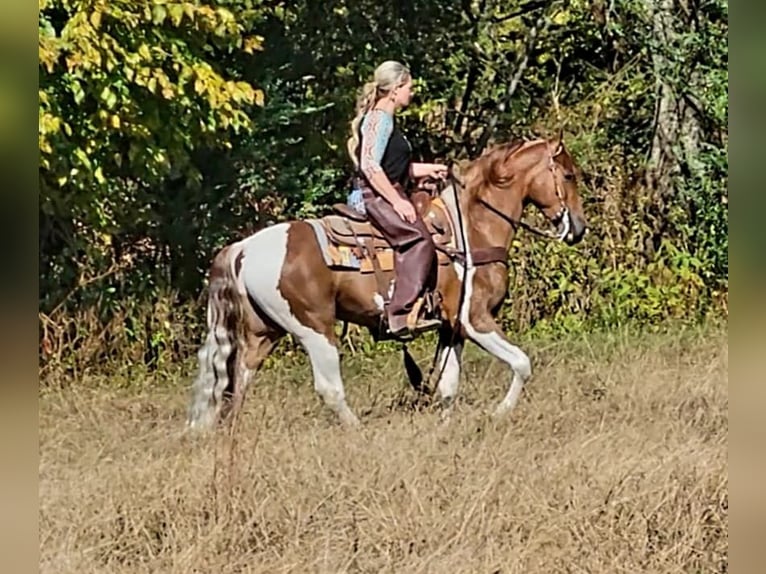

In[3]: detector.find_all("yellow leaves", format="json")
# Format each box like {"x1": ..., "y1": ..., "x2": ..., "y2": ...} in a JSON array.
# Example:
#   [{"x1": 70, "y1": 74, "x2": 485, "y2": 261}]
[
  {"x1": 42, "y1": 114, "x2": 61, "y2": 133},
  {"x1": 168, "y1": 4, "x2": 185, "y2": 26},
  {"x1": 40, "y1": 137, "x2": 53, "y2": 155},
  {"x1": 243, "y1": 35, "x2": 264, "y2": 54},
  {"x1": 89, "y1": 10, "x2": 102, "y2": 29},
  {"x1": 40, "y1": 0, "x2": 265, "y2": 193},
  {"x1": 152, "y1": 4, "x2": 167, "y2": 25},
  {"x1": 552, "y1": 10, "x2": 572, "y2": 26},
  {"x1": 39, "y1": 110, "x2": 67, "y2": 154},
  {"x1": 99, "y1": 86, "x2": 118, "y2": 109},
  {"x1": 196, "y1": 5, "x2": 216, "y2": 20},
  {"x1": 216, "y1": 7, "x2": 235, "y2": 22},
  {"x1": 254, "y1": 89, "x2": 265, "y2": 107},
  {"x1": 39, "y1": 35, "x2": 60, "y2": 73},
  {"x1": 140, "y1": 68, "x2": 175, "y2": 99},
  {"x1": 138, "y1": 44, "x2": 152, "y2": 61}
]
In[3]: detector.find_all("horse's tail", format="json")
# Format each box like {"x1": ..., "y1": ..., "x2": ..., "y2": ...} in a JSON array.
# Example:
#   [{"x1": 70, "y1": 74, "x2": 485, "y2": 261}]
[{"x1": 187, "y1": 244, "x2": 247, "y2": 430}]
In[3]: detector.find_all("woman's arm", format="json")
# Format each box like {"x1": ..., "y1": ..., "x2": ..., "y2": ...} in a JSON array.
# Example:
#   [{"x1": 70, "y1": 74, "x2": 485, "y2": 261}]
[
  {"x1": 360, "y1": 111, "x2": 400, "y2": 205},
  {"x1": 359, "y1": 110, "x2": 416, "y2": 222},
  {"x1": 409, "y1": 162, "x2": 448, "y2": 180}
]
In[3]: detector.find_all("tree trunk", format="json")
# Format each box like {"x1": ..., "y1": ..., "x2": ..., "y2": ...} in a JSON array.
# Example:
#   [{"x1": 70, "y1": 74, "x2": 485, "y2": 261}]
[{"x1": 644, "y1": 0, "x2": 703, "y2": 196}]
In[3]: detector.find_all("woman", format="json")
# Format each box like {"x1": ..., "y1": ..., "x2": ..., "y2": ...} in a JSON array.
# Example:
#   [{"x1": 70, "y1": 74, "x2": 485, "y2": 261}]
[{"x1": 346, "y1": 60, "x2": 447, "y2": 338}]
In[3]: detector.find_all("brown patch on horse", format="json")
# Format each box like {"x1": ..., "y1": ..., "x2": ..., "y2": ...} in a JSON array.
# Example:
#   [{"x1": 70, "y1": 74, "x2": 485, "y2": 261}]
[
  {"x1": 277, "y1": 222, "x2": 340, "y2": 340},
  {"x1": 278, "y1": 222, "x2": 397, "y2": 331},
  {"x1": 434, "y1": 262, "x2": 462, "y2": 328},
  {"x1": 467, "y1": 264, "x2": 510, "y2": 330}
]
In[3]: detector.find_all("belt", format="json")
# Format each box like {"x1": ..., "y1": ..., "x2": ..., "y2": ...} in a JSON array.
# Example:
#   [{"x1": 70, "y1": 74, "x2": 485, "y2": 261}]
[{"x1": 353, "y1": 175, "x2": 405, "y2": 196}]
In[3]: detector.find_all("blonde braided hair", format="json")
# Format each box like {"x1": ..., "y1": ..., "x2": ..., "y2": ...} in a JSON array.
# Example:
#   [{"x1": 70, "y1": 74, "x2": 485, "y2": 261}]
[{"x1": 347, "y1": 60, "x2": 411, "y2": 167}]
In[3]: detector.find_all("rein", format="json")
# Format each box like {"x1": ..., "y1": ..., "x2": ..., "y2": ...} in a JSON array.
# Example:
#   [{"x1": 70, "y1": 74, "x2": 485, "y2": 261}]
[
  {"x1": 477, "y1": 196, "x2": 570, "y2": 241},
  {"x1": 423, "y1": 171, "x2": 470, "y2": 394}
]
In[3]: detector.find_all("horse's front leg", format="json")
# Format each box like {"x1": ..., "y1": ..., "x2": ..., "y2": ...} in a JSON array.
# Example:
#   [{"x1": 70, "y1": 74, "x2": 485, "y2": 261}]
[
  {"x1": 464, "y1": 313, "x2": 532, "y2": 418},
  {"x1": 434, "y1": 326, "x2": 464, "y2": 419}
]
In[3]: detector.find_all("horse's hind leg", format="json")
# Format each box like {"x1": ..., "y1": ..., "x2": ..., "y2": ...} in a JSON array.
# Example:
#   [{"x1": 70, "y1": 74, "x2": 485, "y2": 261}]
[
  {"x1": 237, "y1": 222, "x2": 360, "y2": 428},
  {"x1": 300, "y1": 328, "x2": 360, "y2": 428},
  {"x1": 223, "y1": 325, "x2": 283, "y2": 424}
]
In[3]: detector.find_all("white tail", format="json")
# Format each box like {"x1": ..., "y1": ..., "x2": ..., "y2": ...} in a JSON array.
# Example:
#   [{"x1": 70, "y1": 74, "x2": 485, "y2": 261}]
[{"x1": 187, "y1": 246, "x2": 246, "y2": 430}]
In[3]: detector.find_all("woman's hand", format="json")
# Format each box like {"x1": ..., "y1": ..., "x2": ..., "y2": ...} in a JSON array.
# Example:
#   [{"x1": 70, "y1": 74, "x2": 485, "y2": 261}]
[
  {"x1": 427, "y1": 163, "x2": 448, "y2": 180},
  {"x1": 409, "y1": 162, "x2": 449, "y2": 181},
  {"x1": 393, "y1": 197, "x2": 417, "y2": 223}
]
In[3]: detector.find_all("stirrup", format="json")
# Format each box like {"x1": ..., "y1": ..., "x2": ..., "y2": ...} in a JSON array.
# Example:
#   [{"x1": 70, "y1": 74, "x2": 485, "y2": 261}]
[
  {"x1": 409, "y1": 317, "x2": 442, "y2": 334},
  {"x1": 385, "y1": 317, "x2": 441, "y2": 342},
  {"x1": 386, "y1": 297, "x2": 442, "y2": 339}
]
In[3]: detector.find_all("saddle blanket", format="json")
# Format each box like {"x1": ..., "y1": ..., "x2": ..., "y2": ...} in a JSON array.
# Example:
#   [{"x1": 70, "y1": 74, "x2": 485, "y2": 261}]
[{"x1": 306, "y1": 219, "x2": 395, "y2": 273}]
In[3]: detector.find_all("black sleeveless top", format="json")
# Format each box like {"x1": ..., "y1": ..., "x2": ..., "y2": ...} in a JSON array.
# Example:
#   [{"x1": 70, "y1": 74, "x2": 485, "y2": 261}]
[{"x1": 357, "y1": 116, "x2": 412, "y2": 188}]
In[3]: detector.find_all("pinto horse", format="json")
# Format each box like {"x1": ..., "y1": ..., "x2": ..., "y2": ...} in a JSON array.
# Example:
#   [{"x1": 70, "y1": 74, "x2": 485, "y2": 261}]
[{"x1": 187, "y1": 134, "x2": 587, "y2": 429}]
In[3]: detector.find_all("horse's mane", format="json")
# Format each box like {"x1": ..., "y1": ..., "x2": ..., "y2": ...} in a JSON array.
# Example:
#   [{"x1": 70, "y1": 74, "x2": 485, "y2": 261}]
[{"x1": 457, "y1": 138, "x2": 544, "y2": 198}]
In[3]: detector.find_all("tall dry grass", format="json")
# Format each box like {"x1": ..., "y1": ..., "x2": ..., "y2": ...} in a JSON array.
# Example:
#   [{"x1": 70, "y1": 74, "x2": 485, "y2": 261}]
[{"x1": 39, "y1": 326, "x2": 727, "y2": 573}]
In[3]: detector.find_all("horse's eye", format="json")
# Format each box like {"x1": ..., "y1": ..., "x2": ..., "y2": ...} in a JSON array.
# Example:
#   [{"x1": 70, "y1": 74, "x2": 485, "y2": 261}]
[{"x1": 563, "y1": 172, "x2": 576, "y2": 181}]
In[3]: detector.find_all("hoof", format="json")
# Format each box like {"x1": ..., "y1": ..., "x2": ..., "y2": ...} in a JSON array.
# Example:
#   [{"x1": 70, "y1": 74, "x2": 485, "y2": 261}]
[{"x1": 339, "y1": 411, "x2": 361, "y2": 429}]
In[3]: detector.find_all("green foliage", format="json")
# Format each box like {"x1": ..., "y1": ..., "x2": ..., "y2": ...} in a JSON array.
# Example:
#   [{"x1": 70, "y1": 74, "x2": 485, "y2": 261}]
[{"x1": 39, "y1": 0, "x2": 267, "y2": 308}]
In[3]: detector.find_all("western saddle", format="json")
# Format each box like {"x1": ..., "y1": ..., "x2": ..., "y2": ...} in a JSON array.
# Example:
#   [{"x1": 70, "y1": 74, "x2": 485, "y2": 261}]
[
  {"x1": 321, "y1": 191, "x2": 455, "y2": 267},
  {"x1": 313, "y1": 191, "x2": 454, "y2": 337}
]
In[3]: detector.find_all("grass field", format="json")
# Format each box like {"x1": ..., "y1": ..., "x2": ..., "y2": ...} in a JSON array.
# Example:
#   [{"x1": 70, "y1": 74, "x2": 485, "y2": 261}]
[{"x1": 39, "y1": 325, "x2": 727, "y2": 573}]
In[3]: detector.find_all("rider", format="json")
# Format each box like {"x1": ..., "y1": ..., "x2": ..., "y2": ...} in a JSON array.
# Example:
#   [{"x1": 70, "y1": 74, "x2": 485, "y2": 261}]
[{"x1": 346, "y1": 60, "x2": 448, "y2": 338}]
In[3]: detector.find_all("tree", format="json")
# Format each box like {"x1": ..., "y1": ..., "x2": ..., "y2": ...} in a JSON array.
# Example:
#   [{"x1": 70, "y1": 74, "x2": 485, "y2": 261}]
[{"x1": 39, "y1": 0, "x2": 267, "y2": 305}]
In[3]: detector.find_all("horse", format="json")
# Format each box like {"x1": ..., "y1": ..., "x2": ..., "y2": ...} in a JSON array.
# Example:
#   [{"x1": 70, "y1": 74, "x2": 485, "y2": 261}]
[{"x1": 186, "y1": 134, "x2": 587, "y2": 429}]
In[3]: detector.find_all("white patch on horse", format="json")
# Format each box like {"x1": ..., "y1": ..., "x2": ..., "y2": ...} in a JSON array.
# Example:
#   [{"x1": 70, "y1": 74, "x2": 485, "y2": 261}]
[
  {"x1": 238, "y1": 223, "x2": 359, "y2": 426},
  {"x1": 373, "y1": 293, "x2": 385, "y2": 312},
  {"x1": 372, "y1": 279, "x2": 394, "y2": 313},
  {"x1": 469, "y1": 330, "x2": 531, "y2": 417},
  {"x1": 435, "y1": 341, "x2": 463, "y2": 409}
]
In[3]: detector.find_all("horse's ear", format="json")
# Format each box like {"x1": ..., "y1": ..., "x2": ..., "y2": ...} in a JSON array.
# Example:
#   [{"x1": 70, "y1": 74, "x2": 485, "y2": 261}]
[
  {"x1": 450, "y1": 160, "x2": 471, "y2": 187},
  {"x1": 552, "y1": 128, "x2": 565, "y2": 156}
]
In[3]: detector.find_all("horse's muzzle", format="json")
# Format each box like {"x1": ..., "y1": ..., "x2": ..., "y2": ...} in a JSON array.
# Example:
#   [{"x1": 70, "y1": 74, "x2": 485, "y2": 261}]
[{"x1": 564, "y1": 213, "x2": 587, "y2": 245}]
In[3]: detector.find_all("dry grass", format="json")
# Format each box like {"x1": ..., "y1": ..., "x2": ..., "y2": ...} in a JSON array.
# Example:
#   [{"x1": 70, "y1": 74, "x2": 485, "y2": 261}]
[{"x1": 39, "y1": 326, "x2": 727, "y2": 573}]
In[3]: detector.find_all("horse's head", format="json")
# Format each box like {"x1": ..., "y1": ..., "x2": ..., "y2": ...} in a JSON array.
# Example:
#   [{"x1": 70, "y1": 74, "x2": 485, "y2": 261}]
[
  {"x1": 465, "y1": 134, "x2": 587, "y2": 245},
  {"x1": 527, "y1": 133, "x2": 587, "y2": 244}
]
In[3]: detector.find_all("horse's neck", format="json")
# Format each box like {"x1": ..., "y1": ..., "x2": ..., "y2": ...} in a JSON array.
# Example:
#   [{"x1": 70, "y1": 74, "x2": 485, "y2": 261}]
[{"x1": 439, "y1": 183, "x2": 518, "y2": 253}]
